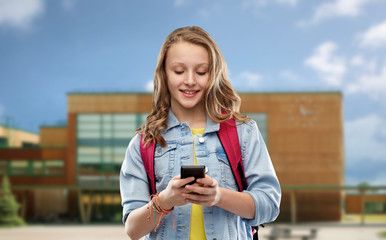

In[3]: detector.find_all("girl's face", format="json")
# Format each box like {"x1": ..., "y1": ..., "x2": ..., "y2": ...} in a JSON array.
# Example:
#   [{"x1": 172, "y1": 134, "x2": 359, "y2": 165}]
[{"x1": 165, "y1": 41, "x2": 209, "y2": 116}]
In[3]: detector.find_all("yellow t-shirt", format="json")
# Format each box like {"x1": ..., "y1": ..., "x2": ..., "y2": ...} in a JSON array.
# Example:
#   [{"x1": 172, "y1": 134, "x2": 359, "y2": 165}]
[{"x1": 189, "y1": 128, "x2": 207, "y2": 240}]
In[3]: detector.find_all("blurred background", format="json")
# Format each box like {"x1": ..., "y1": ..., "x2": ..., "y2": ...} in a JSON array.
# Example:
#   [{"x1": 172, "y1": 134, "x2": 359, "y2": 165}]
[{"x1": 0, "y1": 0, "x2": 386, "y2": 239}]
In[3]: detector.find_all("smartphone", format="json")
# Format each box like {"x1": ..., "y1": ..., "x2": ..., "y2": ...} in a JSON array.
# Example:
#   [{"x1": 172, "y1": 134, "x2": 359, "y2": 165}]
[{"x1": 180, "y1": 165, "x2": 205, "y2": 184}]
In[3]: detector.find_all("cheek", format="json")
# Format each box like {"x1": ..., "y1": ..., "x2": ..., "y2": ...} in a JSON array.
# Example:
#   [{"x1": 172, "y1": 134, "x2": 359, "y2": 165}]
[
  {"x1": 165, "y1": 72, "x2": 174, "y2": 89},
  {"x1": 166, "y1": 76, "x2": 180, "y2": 94},
  {"x1": 198, "y1": 76, "x2": 210, "y2": 89}
]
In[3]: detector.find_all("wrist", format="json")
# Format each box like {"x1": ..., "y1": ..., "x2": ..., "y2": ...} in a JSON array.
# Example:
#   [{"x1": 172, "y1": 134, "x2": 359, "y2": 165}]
[
  {"x1": 214, "y1": 187, "x2": 225, "y2": 207},
  {"x1": 157, "y1": 191, "x2": 174, "y2": 210}
]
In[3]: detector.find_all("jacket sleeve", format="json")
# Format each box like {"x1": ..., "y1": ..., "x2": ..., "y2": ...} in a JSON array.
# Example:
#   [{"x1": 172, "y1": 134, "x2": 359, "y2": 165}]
[
  {"x1": 119, "y1": 134, "x2": 151, "y2": 223},
  {"x1": 238, "y1": 120, "x2": 281, "y2": 226}
]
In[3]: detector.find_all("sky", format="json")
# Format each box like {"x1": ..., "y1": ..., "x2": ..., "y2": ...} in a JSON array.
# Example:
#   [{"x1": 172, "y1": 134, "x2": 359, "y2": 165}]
[{"x1": 0, "y1": 0, "x2": 386, "y2": 186}]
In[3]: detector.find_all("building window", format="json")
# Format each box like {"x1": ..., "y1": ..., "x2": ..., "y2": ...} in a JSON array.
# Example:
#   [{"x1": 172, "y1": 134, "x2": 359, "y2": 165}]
[
  {"x1": 33, "y1": 161, "x2": 44, "y2": 175},
  {"x1": 0, "y1": 160, "x2": 64, "y2": 176},
  {"x1": 365, "y1": 201, "x2": 386, "y2": 214},
  {"x1": 9, "y1": 161, "x2": 29, "y2": 175},
  {"x1": 45, "y1": 160, "x2": 64, "y2": 175},
  {"x1": 76, "y1": 113, "x2": 148, "y2": 187},
  {"x1": 22, "y1": 142, "x2": 39, "y2": 148},
  {"x1": 244, "y1": 113, "x2": 268, "y2": 142},
  {"x1": 0, "y1": 137, "x2": 8, "y2": 148}
]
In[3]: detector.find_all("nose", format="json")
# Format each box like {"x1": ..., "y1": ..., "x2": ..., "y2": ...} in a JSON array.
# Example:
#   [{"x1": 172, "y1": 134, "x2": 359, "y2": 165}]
[{"x1": 184, "y1": 70, "x2": 196, "y2": 86}]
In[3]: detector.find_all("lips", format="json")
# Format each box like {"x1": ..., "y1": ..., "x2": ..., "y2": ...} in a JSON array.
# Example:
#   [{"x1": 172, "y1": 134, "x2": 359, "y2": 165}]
[
  {"x1": 180, "y1": 89, "x2": 199, "y2": 94},
  {"x1": 179, "y1": 89, "x2": 200, "y2": 98}
]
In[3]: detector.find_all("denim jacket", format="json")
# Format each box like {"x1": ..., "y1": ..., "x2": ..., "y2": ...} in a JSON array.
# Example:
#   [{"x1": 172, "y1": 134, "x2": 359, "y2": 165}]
[{"x1": 120, "y1": 111, "x2": 281, "y2": 240}]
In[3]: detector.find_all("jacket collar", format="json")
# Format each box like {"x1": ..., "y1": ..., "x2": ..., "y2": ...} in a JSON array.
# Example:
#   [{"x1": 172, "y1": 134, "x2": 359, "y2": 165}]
[
  {"x1": 164, "y1": 109, "x2": 220, "y2": 134},
  {"x1": 164, "y1": 109, "x2": 181, "y2": 131}
]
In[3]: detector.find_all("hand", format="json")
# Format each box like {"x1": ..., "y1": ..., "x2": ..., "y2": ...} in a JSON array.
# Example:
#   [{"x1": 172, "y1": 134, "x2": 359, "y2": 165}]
[
  {"x1": 182, "y1": 175, "x2": 221, "y2": 207},
  {"x1": 158, "y1": 175, "x2": 195, "y2": 210}
]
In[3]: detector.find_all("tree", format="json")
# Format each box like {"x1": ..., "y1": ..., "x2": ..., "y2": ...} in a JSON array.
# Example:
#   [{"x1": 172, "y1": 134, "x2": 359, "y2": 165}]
[{"x1": 0, "y1": 175, "x2": 25, "y2": 226}]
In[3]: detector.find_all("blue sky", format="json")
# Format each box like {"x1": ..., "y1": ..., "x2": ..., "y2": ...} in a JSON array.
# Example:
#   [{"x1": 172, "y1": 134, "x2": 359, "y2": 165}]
[{"x1": 0, "y1": 0, "x2": 386, "y2": 185}]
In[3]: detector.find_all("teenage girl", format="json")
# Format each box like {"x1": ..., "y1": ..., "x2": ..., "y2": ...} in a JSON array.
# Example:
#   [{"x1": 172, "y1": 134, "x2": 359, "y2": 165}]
[{"x1": 120, "y1": 26, "x2": 281, "y2": 240}]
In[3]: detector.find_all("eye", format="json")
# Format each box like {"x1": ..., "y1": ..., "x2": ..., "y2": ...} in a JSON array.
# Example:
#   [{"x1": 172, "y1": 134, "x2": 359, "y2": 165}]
[
  {"x1": 197, "y1": 72, "x2": 207, "y2": 76},
  {"x1": 174, "y1": 71, "x2": 184, "y2": 75}
]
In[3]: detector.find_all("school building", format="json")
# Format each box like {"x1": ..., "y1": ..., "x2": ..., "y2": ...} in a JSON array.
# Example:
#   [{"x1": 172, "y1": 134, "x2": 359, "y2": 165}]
[
  {"x1": 0, "y1": 125, "x2": 39, "y2": 148},
  {"x1": 0, "y1": 92, "x2": 345, "y2": 222}
]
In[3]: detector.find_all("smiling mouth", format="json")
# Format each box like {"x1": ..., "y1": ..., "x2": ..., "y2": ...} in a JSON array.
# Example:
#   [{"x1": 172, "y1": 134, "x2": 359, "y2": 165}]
[{"x1": 180, "y1": 90, "x2": 199, "y2": 94}]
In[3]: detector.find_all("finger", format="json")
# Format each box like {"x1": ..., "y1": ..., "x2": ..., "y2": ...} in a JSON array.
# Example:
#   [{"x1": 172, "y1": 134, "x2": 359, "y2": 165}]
[
  {"x1": 184, "y1": 184, "x2": 200, "y2": 193},
  {"x1": 172, "y1": 175, "x2": 181, "y2": 180},
  {"x1": 178, "y1": 176, "x2": 195, "y2": 187},
  {"x1": 185, "y1": 185, "x2": 212, "y2": 195},
  {"x1": 196, "y1": 177, "x2": 216, "y2": 187},
  {"x1": 183, "y1": 192, "x2": 202, "y2": 201},
  {"x1": 184, "y1": 193, "x2": 213, "y2": 204},
  {"x1": 188, "y1": 182, "x2": 204, "y2": 188}
]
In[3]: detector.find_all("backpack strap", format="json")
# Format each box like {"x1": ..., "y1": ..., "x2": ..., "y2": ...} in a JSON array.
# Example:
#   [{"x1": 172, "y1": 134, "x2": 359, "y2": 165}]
[
  {"x1": 219, "y1": 119, "x2": 262, "y2": 237},
  {"x1": 139, "y1": 134, "x2": 157, "y2": 195},
  {"x1": 218, "y1": 119, "x2": 248, "y2": 191}
]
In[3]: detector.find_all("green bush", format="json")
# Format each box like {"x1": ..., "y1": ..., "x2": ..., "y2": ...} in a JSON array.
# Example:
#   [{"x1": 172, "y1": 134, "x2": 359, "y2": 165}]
[{"x1": 0, "y1": 175, "x2": 26, "y2": 227}]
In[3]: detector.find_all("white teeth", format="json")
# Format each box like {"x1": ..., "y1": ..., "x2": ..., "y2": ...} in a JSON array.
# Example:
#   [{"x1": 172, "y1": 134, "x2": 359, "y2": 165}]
[{"x1": 183, "y1": 90, "x2": 196, "y2": 94}]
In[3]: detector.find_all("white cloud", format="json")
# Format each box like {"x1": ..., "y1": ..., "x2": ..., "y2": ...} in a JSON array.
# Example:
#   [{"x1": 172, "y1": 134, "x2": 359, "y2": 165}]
[
  {"x1": 346, "y1": 63, "x2": 386, "y2": 101},
  {"x1": 230, "y1": 70, "x2": 264, "y2": 91},
  {"x1": 242, "y1": 0, "x2": 299, "y2": 7},
  {"x1": 304, "y1": 41, "x2": 346, "y2": 86},
  {"x1": 350, "y1": 55, "x2": 365, "y2": 66},
  {"x1": 298, "y1": 0, "x2": 374, "y2": 26},
  {"x1": 0, "y1": 0, "x2": 44, "y2": 30},
  {"x1": 238, "y1": 71, "x2": 263, "y2": 87},
  {"x1": 145, "y1": 80, "x2": 153, "y2": 92},
  {"x1": 359, "y1": 20, "x2": 386, "y2": 48},
  {"x1": 345, "y1": 114, "x2": 386, "y2": 163},
  {"x1": 350, "y1": 55, "x2": 377, "y2": 71}
]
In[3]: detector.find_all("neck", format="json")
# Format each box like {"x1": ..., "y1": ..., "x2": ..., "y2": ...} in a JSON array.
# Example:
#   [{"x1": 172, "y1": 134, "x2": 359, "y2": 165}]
[{"x1": 171, "y1": 104, "x2": 207, "y2": 129}]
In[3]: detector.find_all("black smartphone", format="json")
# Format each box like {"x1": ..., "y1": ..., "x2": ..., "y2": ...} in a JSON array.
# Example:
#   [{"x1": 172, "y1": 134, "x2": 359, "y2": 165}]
[{"x1": 181, "y1": 165, "x2": 205, "y2": 184}]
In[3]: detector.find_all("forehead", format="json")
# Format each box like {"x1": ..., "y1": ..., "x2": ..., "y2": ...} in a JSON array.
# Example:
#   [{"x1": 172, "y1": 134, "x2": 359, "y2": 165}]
[{"x1": 166, "y1": 41, "x2": 209, "y2": 65}]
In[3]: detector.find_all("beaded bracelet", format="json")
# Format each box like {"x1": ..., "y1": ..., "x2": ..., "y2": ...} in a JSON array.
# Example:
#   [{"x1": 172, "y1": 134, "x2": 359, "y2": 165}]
[{"x1": 147, "y1": 193, "x2": 175, "y2": 232}]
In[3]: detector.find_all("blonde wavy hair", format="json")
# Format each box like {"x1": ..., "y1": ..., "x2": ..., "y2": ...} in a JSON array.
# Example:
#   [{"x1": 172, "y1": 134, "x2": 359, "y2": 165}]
[{"x1": 137, "y1": 26, "x2": 250, "y2": 147}]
